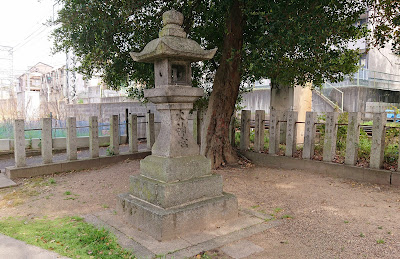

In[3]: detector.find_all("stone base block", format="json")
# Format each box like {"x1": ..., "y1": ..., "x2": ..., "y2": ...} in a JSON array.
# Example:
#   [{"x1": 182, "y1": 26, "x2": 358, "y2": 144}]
[
  {"x1": 117, "y1": 192, "x2": 238, "y2": 241},
  {"x1": 130, "y1": 174, "x2": 223, "y2": 208},
  {"x1": 140, "y1": 155, "x2": 211, "y2": 182}
]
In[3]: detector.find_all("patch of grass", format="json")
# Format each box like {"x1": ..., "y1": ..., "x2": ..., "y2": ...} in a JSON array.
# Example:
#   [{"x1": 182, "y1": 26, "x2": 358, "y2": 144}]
[
  {"x1": 102, "y1": 204, "x2": 109, "y2": 209},
  {"x1": 359, "y1": 233, "x2": 365, "y2": 237},
  {"x1": 64, "y1": 197, "x2": 77, "y2": 201},
  {"x1": 0, "y1": 216, "x2": 134, "y2": 258},
  {"x1": 106, "y1": 147, "x2": 116, "y2": 156},
  {"x1": 29, "y1": 177, "x2": 57, "y2": 187},
  {"x1": 48, "y1": 178, "x2": 56, "y2": 185},
  {"x1": 376, "y1": 239, "x2": 385, "y2": 244},
  {"x1": 378, "y1": 226, "x2": 383, "y2": 230},
  {"x1": 251, "y1": 205, "x2": 260, "y2": 209},
  {"x1": 344, "y1": 220, "x2": 349, "y2": 224},
  {"x1": 264, "y1": 129, "x2": 269, "y2": 150},
  {"x1": 281, "y1": 215, "x2": 293, "y2": 219},
  {"x1": 45, "y1": 194, "x2": 54, "y2": 200},
  {"x1": 63, "y1": 191, "x2": 79, "y2": 200},
  {"x1": 249, "y1": 130, "x2": 255, "y2": 146},
  {"x1": 384, "y1": 143, "x2": 398, "y2": 164},
  {"x1": 274, "y1": 208, "x2": 283, "y2": 213},
  {"x1": 0, "y1": 188, "x2": 39, "y2": 208},
  {"x1": 264, "y1": 217, "x2": 275, "y2": 222},
  {"x1": 29, "y1": 177, "x2": 45, "y2": 187},
  {"x1": 361, "y1": 120, "x2": 373, "y2": 126},
  {"x1": 235, "y1": 131, "x2": 240, "y2": 147}
]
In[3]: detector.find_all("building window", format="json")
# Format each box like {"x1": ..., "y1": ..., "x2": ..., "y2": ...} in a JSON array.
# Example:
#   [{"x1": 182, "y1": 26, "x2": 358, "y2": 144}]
[{"x1": 360, "y1": 54, "x2": 367, "y2": 69}]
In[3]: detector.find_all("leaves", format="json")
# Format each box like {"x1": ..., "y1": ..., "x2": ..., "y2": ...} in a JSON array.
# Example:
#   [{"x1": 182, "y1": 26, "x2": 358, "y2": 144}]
[
  {"x1": 369, "y1": 0, "x2": 400, "y2": 55},
  {"x1": 52, "y1": 0, "x2": 368, "y2": 93}
]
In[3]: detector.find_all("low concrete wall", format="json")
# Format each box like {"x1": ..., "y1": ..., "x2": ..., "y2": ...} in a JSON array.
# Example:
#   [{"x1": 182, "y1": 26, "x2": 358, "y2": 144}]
[
  {"x1": 241, "y1": 89, "x2": 270, "y2": 114},
  {"x1": 365, "y1": 102, "x2": 400, "y2": 120},
  {"x1": 52, "y1": 135, "x2": 127, "y2": 149},
  {"x1": 6, "y1": 151, "x2": 151, "y2": 179},
  {"x1": 0, "y1": 139, "x2": 11, "y2": 151},
  {"x1": 242, "y1": 151, "x2": 400, "y2": 186}
]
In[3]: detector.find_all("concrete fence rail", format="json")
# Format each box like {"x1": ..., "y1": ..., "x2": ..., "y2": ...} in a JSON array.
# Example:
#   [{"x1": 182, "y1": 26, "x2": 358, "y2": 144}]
[
  {"x1": 5, "y1": 113, "x2": 160, "y2": 179},
  {"x1": 237, "y1": 109, "x2": 400, "y2": 186}
]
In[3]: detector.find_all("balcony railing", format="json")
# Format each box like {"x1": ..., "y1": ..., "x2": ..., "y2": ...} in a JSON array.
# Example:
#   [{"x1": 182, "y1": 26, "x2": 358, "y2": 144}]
[{"x1": 329, "y1": 69, "x2": 400, "y2": 91}]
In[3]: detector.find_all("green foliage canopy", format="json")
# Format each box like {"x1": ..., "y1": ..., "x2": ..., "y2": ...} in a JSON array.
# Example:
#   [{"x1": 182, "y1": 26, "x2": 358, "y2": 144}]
[
  {"x1": 370, "y1": 0, "x2": 400, "y2": 55},
  {"x1": 52, "y1": 0, "x2": 368, "y2": 94}
]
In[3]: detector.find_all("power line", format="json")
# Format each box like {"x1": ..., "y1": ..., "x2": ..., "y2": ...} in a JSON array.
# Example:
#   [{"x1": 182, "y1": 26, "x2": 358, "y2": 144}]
[
  {"x1": 13, "y1": 26, "x2": 50, "y2": 52},
  {"x1": 13, "y1": 23, "x2": 48, "y2": 50},
  {"x1": 12, "y1": 2, "x2": 55, "y2": 51}
]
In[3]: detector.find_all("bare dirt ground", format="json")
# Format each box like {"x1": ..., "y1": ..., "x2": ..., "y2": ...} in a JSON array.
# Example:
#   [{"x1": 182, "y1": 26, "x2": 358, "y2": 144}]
[{"x1": 1, "y1": 158, "x2": 400, "y2": 258}]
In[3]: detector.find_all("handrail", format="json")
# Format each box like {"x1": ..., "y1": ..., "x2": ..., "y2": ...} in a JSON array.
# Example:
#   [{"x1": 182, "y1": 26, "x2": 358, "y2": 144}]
[
  {"x1": 313, "y1": 88, "x2": 343, "y2": 112},
  {"x1": 330, "y1": 68, "x2": 400, "y2": 91},
  {"x1": 320, "y1": 82, "x2": 344, "y2": 112},
  {"x1": 323, "y1": 82, "x2": 343, "y2": 112}
]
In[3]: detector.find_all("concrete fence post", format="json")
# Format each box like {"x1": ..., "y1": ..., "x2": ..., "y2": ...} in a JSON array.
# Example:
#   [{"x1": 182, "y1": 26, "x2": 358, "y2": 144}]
[
  {"x1": 89, "y1": 116, "x2": 99, "y2": 158},
  {"x1": 146, "y1": 112, "x2": 155, "y2": 150},
  {"x1": 110, "y1": 115, "x2": 120, "y2": 155},
  {"x1": 229, "y1": 114, "x2": 236, "y2": 147},
  {"x1": 240, "y1": 110, "x2": 251, "y2": 151},
  {"x1": 269, "y1": 110, "x2": 281, "y2": 155},
  {"x1": 254, "y1": 110, "x2": 265, "y2": 152},
  {"x1": 323, "y1": 112, "x2": 339, "y2": 162},
  {"x1": 345, "y1": 112, "x2": 361, "y2": 165},
  {"x1": 370, "y1": 112, "x2": 386, "y2": 169},
  {"x1": 129, "y1": 114, "x2": 138, "y2": 153},
  {"x1": 41, "y1": 118, "x2": 52, "y2": 164},
  {"x1": 66, "y1": 117, "x2": 77, "y2": 161},
  {"x1": 302, "y1": 112, "x2": 317, "y2": 159},
  {"x1": 14, "y1": 119, "x2": 26, "y2": 167},
  {"x1": 285, "y1": 111, "x2": 298, "y2": 157}
]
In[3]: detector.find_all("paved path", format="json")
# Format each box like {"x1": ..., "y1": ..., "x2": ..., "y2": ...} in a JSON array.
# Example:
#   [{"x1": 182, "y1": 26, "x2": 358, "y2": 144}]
[
  {"x1": 0, "y1": 234, "x2": 69, "y2": 259},
  {"x1": 0, "y1": 173, "x2": 17, "y2": 189}
]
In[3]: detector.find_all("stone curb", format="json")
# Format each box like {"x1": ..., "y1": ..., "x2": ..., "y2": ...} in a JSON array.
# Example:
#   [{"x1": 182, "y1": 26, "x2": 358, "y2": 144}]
[
  {"x1": 242, "y1": 151, "x2": 400, "y2": 186},
  {"x1": 5, "y1": 151, "x2": 151, "y2": 179},
  {"x1": 84, "y1": 209, "x2": 281, "y2": 259}
]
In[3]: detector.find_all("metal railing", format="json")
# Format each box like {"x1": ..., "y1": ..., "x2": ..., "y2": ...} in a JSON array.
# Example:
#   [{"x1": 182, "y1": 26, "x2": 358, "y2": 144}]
[
  {"x1": 329, "y1": 69, "x2": 400, "y2": 91},
  {"x1": 320, "y1": 82, "x2": 344, "y2": 112}
]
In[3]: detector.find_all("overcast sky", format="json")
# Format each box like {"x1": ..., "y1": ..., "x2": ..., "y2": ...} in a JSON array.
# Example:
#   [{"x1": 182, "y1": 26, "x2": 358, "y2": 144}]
[{"x1": 0, "y1": 0, "x2": 64, "y2": 75}]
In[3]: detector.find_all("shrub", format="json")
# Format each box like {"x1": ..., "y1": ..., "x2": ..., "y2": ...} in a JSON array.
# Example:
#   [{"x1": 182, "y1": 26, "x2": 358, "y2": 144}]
[{"x1": 358, "y1": 128, "x2": 371, "y2": 160}]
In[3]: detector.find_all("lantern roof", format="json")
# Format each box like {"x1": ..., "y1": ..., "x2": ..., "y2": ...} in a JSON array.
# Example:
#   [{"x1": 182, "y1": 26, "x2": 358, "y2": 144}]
[{"x1": 130, "y1": 9, "x2": 217, "y2": 63}]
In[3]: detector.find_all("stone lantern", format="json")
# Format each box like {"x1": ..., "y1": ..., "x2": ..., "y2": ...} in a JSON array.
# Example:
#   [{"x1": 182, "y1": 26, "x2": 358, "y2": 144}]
[{"x1": 117, "y1": 9, "x2": 238, "y2": 241}]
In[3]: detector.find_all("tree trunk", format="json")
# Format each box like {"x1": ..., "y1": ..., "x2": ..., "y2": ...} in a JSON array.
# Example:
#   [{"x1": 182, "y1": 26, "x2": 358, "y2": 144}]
[{"x1": 200, "y1": 0, "x2": 244, "y2": 169}]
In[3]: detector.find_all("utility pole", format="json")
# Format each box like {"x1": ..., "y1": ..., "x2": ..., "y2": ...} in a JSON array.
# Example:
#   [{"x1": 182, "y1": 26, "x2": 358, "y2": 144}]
[{"x1": 65, "y1": 51, "x2": 69, "y2": 103}]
